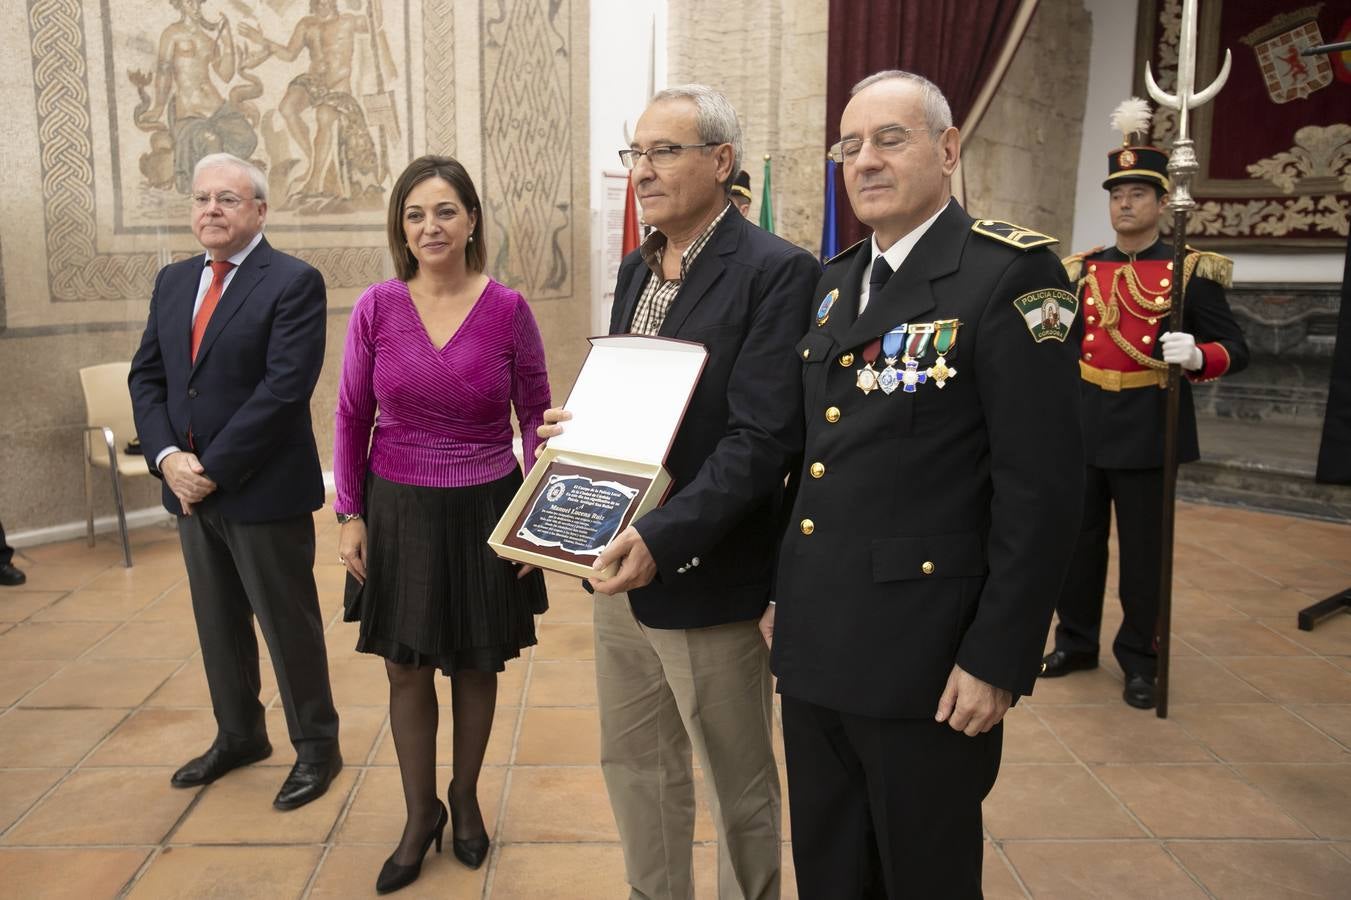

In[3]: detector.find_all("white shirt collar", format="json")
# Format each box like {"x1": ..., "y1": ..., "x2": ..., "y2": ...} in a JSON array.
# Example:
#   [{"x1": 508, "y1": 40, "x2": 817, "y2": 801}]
[
  {"x1": 858, "y1": 199, "x2": 950, "y2": 316},
  {"x1": 204, "y1": 230, "x2": 264, "y2": 269},
  {"x1": 871, "y1": 198, "x2": 951, "y2": 273}
]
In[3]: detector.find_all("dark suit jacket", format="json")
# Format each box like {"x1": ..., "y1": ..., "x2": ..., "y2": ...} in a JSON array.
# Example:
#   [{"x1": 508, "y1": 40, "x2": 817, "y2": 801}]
[
  {"x1": 129, "y1": 236, "x2": 327, "y2": 523},
  {"x1": 1073, "y1": 239, "x2": 1249, "y2": 469},
  {"x1": 771, "y1": 201, "x2": 1085, "y2": 719},
  {"x1": 612, "y1": 209, "x2": 820, "y2": 630}
]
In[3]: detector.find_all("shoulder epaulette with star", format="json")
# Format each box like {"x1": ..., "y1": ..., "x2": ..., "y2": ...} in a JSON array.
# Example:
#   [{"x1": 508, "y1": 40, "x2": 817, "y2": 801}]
[
  {"x1": 1061, "y1": 246, "x2": 1106, "y2": 284},
  {"x1": 971, "y1": 219, "x2": 1059, "y2": 251},
  {"x1": 824, "y1": 238, "x2": 868, "y2": 267},
  {"x1": 1183, "y1": 247, "x2": 1233, "y2": 289}
]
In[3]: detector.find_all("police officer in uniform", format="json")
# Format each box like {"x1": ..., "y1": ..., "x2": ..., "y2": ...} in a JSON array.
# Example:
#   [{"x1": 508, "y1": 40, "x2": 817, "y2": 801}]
[
  {"x1": 730, "y1": 169, "x2": 753, "y2": 217},
  {"x1": 1040, "y1": 99, "x2": 1249, "y2": 709},
  {"x1": 761, "y1": 70, "x2": 1084, "y2": 899}
]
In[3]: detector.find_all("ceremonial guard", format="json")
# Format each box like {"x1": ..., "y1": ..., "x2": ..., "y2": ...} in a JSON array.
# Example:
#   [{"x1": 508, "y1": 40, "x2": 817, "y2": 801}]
[
  {"x1": 1040, "y1": 99, "x2": 1249, "y2": 709},
  {"x1": 765, "y1": 70, "x2": 1084, "y2": 898}
]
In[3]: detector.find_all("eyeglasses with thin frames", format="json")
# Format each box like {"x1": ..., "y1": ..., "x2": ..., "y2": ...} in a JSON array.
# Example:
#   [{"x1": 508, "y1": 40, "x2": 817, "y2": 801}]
[
  {"x1": 191, "y1": 192, "x2": 256, "y2": 211},
  {"x1": 828, "y1": 125, "x2": 943, "y2": 164},
  {"x1": 618, "y1": 142, "x2": 723, "y2": 170}
]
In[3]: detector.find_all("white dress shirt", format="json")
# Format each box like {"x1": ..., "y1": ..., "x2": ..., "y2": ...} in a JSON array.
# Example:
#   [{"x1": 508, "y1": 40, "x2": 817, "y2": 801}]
[{"x1": 857, "y1": 199, "x2": 951, "y2": 317}]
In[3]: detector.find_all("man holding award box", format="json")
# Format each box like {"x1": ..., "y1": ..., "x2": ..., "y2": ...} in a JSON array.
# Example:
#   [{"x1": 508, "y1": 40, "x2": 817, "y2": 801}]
[{"x1": 538, "y1": 85, "x2": 819, "y2": 900}]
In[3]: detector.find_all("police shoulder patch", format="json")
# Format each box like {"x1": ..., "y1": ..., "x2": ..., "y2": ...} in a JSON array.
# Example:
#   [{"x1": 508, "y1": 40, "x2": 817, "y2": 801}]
[
  {"x1": 1012, "y1": 288, "x2": 1079, "y2": 343},
  {"x1": 972, "y1": 219, "x2": 1059, "y2": 251}
]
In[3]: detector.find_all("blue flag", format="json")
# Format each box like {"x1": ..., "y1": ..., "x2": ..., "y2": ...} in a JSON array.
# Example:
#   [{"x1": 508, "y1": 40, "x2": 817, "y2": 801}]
[{"x1": 820, "y1": 157, "x2": 839, "y2": 262}]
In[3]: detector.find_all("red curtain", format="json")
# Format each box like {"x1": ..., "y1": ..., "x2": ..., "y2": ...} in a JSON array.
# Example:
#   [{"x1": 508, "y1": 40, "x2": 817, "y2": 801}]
[{"x1": 826, "y1": 0, "x2": 1029, "y2": 250}]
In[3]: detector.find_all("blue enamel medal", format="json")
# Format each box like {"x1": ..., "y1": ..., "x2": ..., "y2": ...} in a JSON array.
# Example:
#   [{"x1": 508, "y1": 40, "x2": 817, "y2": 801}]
[{"x1": 816, "y1": 289, "x2": 839, "y2": 326}]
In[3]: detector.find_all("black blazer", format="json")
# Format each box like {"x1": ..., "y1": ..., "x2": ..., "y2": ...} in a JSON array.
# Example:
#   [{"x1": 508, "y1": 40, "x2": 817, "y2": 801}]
[
  {"x1": 612, "y1": 209, "x2": 821, "y2": 629},
  {"x1": 129, "y1": 236, "x2": 327, "y2": 522},
  {"x1": 771, "y1": 202, "x2": 1085, "y2": 718}
]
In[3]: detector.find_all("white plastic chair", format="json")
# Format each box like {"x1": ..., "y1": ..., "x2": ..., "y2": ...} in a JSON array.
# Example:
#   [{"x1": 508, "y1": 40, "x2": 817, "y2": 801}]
[{"x1": 78, "y1": 362, "x2": 151, "y2": 567}]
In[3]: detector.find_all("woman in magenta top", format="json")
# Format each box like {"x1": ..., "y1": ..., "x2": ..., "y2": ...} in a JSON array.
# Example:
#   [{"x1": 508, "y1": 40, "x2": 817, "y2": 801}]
[{"x1": 334, "y1": 156, "x2": 548, "y2": 893}]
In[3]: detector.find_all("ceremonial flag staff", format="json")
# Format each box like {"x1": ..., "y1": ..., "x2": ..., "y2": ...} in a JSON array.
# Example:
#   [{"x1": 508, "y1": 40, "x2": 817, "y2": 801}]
[{"x1": 1144, "y1": 0, "x2": 1231, "y2": 718}]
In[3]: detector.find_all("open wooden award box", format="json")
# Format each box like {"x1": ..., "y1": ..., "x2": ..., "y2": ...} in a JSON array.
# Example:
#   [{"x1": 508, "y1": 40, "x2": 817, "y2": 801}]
[{"x1": 487, "y1": 335, "x2": 708, "y2": 579}]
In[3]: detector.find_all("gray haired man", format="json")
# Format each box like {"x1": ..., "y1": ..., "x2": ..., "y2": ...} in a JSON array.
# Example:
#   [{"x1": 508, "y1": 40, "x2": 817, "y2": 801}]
[{"x1": 540, "y1": 85, "x2": 819, "y2": 899}]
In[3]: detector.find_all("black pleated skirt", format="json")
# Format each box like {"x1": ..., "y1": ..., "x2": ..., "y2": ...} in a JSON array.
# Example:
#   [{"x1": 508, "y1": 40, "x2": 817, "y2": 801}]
[{"x1": 343, "y1": 470, "x2": 548, "y2": 674}]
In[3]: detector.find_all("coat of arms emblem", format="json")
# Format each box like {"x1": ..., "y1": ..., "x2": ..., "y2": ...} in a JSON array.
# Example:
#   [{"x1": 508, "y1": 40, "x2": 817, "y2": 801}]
[{"x1": 1241, "y1": 8, "x2": 1334, "y2": 104}]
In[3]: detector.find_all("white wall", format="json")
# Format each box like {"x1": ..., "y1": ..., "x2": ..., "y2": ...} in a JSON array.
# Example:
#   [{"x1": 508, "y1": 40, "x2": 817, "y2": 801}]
[
  {"x1": 588, "y1": 2, "x2": 668, "y2": 333},
  {"x1": 1072, "y1": 0, "x2": 1341, "y2": 283}
]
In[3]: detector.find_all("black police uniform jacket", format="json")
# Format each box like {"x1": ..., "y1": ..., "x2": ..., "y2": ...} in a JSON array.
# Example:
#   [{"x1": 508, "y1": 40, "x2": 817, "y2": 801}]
[
  {"x1": 613, "y1": 209, "x2": 821, "y2": 630},
  {"x1": 1067, "y1": 238, "x2": 1249, "y2": 469},
  {"x1": 771, "y1": 201, "x2": 1086, "y2": 719}
]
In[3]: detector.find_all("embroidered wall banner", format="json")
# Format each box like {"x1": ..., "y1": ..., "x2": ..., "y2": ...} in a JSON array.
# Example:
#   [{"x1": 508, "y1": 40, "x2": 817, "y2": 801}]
[{"x1": 1135, "y1": 0, "x2": 1351, "y2": 249}]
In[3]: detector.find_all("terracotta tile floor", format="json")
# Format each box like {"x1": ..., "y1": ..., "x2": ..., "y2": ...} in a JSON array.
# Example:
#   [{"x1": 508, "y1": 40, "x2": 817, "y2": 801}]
[{"x1": 1, "y1": 502, "x2": 1349, "y2": 898}]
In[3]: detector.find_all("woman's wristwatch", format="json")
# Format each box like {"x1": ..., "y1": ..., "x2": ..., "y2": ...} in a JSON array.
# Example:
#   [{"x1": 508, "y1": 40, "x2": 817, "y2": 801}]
[{"x1": 336, "y1": 512, "x2": 363, "y2": 524}]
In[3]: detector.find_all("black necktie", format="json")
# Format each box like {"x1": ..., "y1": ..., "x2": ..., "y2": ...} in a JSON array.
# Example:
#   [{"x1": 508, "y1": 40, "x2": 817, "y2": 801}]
[{"x1": 869, "y1": 255, "x2": 894, "y2": 298}]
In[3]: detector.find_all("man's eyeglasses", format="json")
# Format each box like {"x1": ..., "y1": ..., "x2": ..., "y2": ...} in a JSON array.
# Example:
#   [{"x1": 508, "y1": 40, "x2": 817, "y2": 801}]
[
  {"x1": 618, "y1": 142, "x2": 722, "y2": 170},
  {"x1": 191, "y1": 192, "x2": 255, "y2": 210},
  {"x1": 828, "y1": 125, "x2": 940, "y2": 164}
]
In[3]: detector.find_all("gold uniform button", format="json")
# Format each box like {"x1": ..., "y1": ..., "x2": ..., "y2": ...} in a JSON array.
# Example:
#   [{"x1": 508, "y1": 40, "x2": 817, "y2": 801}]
[
  {"x1": 921, "y1": 561, "x2": 935, "y2": 575},
  {"x1": 1086, "y1": 297, "x2": 1095, "y2": 306},
  {"x1": 1086, "y1": 333, "x2": 1095, "y2": 341},
  {"x1": 839, "y1": 353, "x2": 854, "y2": 367},
  {"x1": 1087, "y1": 315, "x2": 1096, "y2": 325},
  {"x1": 825, "y1": 406, "x2": 841, "y2": 423},
  {"x1": 809, "y1": 462, "x2": 825, "y2": 478},
  {"x1": 1142, "y1": 335, "x2": 1152, "y2": 344},
  {"x1": 1085, "y1": 352, "x2": 1094, "y2": 360},
  {"x1": 1167, "y1": 261, "x2": 1175, "y2": 271},
  {"x1": 1160, "y1": 277, "x2": 1170, "y2": 288},
  {"x1": 800, "y1": 519, "x2": 815, "y2": 535},
  {"x1": 1089, "y1": 264, "x2": 1097, "y2": 272},
  {"x1": 802, "y1": 348, "x2": 811, "y2": 359},
  {"x1": 1149, "y1": 317, "x2": 1158, "y2": 325}
]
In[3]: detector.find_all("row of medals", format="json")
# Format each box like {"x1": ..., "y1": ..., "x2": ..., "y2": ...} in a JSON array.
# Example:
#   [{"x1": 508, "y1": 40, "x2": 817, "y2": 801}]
[{"x1": 856, "y1": 319, "x2": 961, "y2": 396}]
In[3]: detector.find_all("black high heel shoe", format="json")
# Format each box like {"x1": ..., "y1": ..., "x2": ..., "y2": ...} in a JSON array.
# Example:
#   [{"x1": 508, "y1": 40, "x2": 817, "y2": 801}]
[
  {"x1": 376, "y1": 801, "x2": 447, "y2": 895},
  {"x1": 447, "y1": 782, "x2": 490, "y2": 870}
]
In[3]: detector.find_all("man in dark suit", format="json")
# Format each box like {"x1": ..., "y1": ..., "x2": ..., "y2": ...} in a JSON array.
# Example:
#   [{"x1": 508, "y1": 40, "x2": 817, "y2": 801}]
[
  {"x1": 762, "y1": 71, "x2": 1084, "y2": 898},
  {"x1": 129, "y1": 152, "x2": 341, "y2": 810},
  {"x1": 541, "y1": 85, "x2": 818, "y2": 900}
]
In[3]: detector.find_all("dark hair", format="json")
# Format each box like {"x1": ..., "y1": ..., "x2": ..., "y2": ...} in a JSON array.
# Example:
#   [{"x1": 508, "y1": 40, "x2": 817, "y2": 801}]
[{"x1": 386, "y1": 155, "x2": 486, "y2": 280}]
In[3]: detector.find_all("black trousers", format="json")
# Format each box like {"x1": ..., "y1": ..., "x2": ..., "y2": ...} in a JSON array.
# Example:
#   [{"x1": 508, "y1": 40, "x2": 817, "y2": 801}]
[
  {"x1": 1054, "y1": 464, "x2": 1163, "y2": 679},
  {"x1": 0, "y1": 519, "x2": 12, "y2": 567},
  {"x1": 178, "y1": 506, "x2": 339, "y2": 762},
  {"x1": 781, "y1": 694, "x2": 1002, "y2": 900}
]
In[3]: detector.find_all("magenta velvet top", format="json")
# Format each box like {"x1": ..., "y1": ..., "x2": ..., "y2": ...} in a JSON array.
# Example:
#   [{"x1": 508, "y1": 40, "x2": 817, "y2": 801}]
[{"x1": 333, "y1": 277, "x2": 550, "y2": 514}]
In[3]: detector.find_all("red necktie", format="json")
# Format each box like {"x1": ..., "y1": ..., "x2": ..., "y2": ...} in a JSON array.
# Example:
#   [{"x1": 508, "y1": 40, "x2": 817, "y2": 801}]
[{"x1": 191, "y1": 260, "x2": 236, "y2": 362}]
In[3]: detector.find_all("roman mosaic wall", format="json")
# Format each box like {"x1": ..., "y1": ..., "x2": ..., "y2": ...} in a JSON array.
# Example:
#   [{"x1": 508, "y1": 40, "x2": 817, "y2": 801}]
[{"x1": 1, "y1": 0, "x2": 590, "y2": 531}]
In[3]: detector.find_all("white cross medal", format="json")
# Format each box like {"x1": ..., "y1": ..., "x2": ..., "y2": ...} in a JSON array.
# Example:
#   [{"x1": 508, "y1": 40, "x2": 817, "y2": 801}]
[
  {"x1": 900, "y1": 359, "x2": 927, "y2": 393},
  {"x1": 925, "y1": 319, "x2": 961, "y2": 388}
]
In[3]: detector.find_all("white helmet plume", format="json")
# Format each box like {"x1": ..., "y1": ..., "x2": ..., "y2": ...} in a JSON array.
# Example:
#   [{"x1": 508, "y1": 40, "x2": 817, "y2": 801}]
[{"x1": 1109, "y1": 97, "x2": 1153, "y2": 146}]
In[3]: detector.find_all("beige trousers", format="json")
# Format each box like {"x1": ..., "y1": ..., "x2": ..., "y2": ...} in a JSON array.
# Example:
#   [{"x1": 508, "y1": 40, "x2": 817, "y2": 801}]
[{"x1": 594, "y1": 592, "x2": 781, "y2": 900}]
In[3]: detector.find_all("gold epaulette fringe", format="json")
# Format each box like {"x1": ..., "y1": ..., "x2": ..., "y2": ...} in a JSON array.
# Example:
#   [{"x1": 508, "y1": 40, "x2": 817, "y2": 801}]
[
  {"x1": 1184, "y1": 248, "x2": 1233, "y2": 289},
  {"x1": 1061, "y1": 246, "x2": 1105, "y2": 284}
]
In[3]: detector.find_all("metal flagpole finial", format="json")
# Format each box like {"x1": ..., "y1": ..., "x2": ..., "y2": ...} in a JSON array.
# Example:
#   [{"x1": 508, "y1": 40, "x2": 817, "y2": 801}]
[{"x1": 1143, "y1": 0, "x2": 1232, "y2": 213}]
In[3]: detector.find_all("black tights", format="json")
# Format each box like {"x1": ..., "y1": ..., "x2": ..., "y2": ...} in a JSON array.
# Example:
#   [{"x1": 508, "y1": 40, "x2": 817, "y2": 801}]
[{"x1": 385, "y1": 661, "x2": 497, "y2": 863}]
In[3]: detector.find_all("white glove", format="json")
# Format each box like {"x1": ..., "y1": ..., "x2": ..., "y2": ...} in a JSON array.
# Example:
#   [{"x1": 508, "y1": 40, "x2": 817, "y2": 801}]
[{"x1": 1159, "y1": 331, "x2": 1204, "y2": 371}]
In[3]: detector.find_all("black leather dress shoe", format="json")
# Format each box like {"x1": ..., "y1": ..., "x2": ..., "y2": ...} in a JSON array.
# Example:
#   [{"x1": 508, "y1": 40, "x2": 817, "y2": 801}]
[
  {"x1": 0, "y1": 563, "x2": 26, "y2": 587},
  {"x1": 171, "y1": 742, "x2": 272, "y2": 788},
  {"x1": 1123, "y1": 674, "x2": 1157, "y2": 709},
  {"x1": 273, "y1": 753, "x2": 343, "y2": 811},
  {"x1": 1039, "y1": 649, "x2": 1099, "y2": 678}
]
